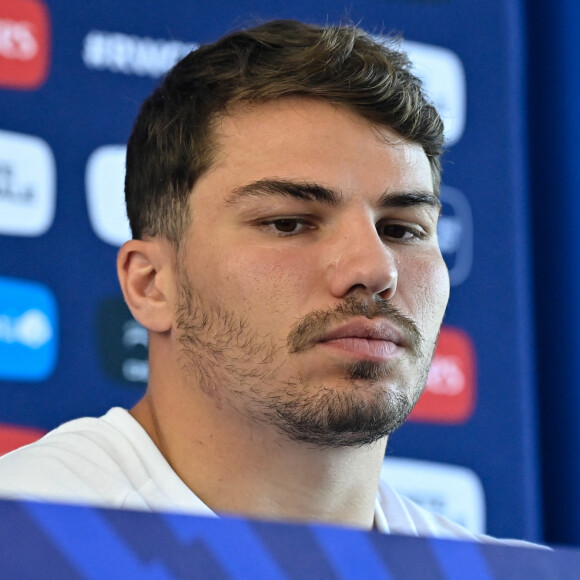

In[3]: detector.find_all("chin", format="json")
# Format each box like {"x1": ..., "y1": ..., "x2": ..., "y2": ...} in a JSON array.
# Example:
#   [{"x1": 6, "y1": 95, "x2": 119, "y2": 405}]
[{"x1": 260, "y1": 372, "x2": 425, "y2": 449}]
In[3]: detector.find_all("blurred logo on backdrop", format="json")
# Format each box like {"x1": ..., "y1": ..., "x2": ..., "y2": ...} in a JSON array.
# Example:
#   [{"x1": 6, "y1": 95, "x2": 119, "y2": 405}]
[
  {"x1": 409, "y1": 325, "x2": 476, "y2": 424},
  {"x1": 82, "y1": 30, "x2": 197, "y2": 78},
  {"x1": 399, "y1": 40, "x2": 466, "y2": 145},
  {"x1": 97, "y1": 297, "x2": 148, "y2": 387},
  {"x1": 0, "y1": 277, "x2": 59, "y2": 381},
  {"x1": 0, "y1": 129, "x2": 56, "y2": 237},
  {"x1": 438, "y1": 186, "x2": 473, "y2": 286},
  {"x1": 381, "y1": 457, "x2": 486, "y2": 534},
  {"x1": 0, "y1": 423, "x2": 45, "y2": 456},
  {"x1": 0, "y1": 0, "x2": 50, "y2": 89},
  {"x1": 86, "y1": 145, "x2": 131, "y2": 246}
]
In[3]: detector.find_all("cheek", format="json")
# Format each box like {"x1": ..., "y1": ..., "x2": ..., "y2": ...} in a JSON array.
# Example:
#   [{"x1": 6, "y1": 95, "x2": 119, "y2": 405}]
[
  {"x1": 402, "y1": 254, "x2": 450, "y2": 329},
  {"x1": 206, "y1": 247, "x2": 314, "y2": 314}
]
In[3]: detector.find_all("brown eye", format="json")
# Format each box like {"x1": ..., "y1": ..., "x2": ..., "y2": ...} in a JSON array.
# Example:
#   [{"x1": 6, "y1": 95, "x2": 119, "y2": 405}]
[
  {"x1": 273, "y1": 219, "x2": 300, "y2": 233},
  {"x1": 260, "y1": 217, "x2": 314, "y2": 237},
  {"x1": 379, "y1": 224, "x2": 411, "y2": 239}
]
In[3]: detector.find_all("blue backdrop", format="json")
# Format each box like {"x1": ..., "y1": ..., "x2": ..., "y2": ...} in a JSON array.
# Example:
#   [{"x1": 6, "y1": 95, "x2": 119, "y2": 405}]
[
  {"x1": 2, "y1": 0, "x2": 569, "y2": 545},
  {"x1": 527, "y1": 0, "x2": 580, "y2": 547}
]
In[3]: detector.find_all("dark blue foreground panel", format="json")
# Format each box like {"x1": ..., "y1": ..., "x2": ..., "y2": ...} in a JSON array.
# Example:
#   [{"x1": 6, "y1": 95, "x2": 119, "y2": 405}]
[{"x1": 0, "y1": 500, "x2": 573, "y2": 579}]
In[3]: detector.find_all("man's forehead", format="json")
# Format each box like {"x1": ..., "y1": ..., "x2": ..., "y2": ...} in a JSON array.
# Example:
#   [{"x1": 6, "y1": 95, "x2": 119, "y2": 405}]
[
  {"x1": 214, "y1": 97, "x2": 405, "y2": 144},
  {"x1": 208, "y1": 97, "x2": 429, "y2": 175}
]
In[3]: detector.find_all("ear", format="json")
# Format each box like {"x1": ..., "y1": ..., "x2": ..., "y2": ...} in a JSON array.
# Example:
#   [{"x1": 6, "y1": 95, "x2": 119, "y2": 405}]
[{"x1": 117, "y1": 239, "x2": 175, "y2": 333}]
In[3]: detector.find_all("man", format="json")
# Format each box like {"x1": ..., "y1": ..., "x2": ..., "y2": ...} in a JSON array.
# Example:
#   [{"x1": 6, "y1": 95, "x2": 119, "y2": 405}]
[{"x1": 0, "y1": 20, "x2": 520, "y2": 542}]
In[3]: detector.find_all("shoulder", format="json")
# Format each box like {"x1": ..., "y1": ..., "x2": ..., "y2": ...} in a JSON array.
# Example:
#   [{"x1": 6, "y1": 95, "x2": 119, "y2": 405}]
[
  {"x1": 0, "y1": 408, "x2": 159, "y2": 507},
  {"x1": 377, "y1": 480, "x2": 545, "y2": 548}
]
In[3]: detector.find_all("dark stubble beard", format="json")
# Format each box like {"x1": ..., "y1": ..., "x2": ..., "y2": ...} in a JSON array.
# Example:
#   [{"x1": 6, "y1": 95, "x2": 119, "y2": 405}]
[{"x1": 176, "y1": 274, "x2": 438, "y2": 448}]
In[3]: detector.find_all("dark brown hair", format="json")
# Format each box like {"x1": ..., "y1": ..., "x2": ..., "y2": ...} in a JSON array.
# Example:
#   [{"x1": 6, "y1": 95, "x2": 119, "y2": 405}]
[{"x1": 125, "y1": 20, "x2": 444, "y2": 246}]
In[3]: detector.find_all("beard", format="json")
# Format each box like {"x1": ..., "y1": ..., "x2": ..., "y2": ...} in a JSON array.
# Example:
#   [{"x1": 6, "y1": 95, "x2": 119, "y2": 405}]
[{"x1": 175, "y1": 272, "x2": 437, "y2": 448}]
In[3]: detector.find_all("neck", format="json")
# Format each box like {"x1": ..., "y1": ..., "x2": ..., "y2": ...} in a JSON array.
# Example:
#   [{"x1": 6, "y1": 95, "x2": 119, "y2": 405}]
[{"x1": 130, "y1": 382, "x2": 387, "y2": 529}]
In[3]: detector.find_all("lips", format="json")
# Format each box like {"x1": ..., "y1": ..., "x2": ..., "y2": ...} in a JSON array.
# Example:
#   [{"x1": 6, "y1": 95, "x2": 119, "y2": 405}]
[
  {"x1": 319, "y1": 319, "x2": 406, "y2": 346},
  {"x1": 316, "y1": 319, "x2": 407, "y2": 362},
  {"x1": 287, "y1": 297, "x2": 421, "y2": 357}
]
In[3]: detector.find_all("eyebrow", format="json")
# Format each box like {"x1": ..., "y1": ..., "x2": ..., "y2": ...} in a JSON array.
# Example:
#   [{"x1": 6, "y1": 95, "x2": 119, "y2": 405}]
[
  {"x1": 226, "y1": 178, "x2": 341, "y2": 205},
  {"x1": 377, "y1": 190, "x2": 442, "y2": 213},
  {"x1": 226, "y1": 178, "x2": 441, "y2": 212}
]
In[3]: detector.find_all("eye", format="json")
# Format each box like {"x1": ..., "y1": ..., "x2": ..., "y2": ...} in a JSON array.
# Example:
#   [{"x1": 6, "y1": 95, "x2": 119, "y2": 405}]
[
  {"x1": 259, "y1": 217, "x2": 315, "y2": 237},
  {"x1": 272, "y1": 218, "x2": 301, "y2": 233},
  {"x1": 377, "y1": 222, "x2": 422, "y2": 241}
]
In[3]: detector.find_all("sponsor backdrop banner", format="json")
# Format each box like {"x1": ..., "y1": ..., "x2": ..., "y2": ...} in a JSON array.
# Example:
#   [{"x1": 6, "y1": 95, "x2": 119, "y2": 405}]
[{"x1": 0, "y1": 0, "x2": 541, "y2": 543}]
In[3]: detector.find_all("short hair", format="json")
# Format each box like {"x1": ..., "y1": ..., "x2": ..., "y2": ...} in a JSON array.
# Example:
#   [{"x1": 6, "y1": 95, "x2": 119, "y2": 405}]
[{"x1": 125, "y1": 19, "x2": 444, "y2": 246}]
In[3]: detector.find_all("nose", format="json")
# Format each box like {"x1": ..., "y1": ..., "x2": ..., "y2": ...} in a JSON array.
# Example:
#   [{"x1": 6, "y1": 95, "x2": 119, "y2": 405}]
[{"x1": 325, "y1": 216, "x2": 398, "y2": 300}]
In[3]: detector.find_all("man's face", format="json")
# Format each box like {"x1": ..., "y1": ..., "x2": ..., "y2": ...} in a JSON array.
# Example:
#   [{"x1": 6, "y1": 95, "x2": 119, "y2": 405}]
[{"x1": 173, "y1": 97, "x2": 449, "y2": 447}]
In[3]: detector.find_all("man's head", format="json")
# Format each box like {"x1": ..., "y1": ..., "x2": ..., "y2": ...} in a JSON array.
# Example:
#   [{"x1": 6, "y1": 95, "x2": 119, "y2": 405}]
[
  {"x1": 119, "y1": 21, "x2": 449, "y2": 449},
  {"x1": 125, "y1": 19, "x2": 444, "y2": 248}
]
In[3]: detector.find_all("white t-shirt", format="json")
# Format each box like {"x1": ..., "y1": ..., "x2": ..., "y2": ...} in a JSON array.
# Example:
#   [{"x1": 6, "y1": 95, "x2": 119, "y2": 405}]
[{"x1": 0, "y1": 408, "x2": 536, "y2": 546}]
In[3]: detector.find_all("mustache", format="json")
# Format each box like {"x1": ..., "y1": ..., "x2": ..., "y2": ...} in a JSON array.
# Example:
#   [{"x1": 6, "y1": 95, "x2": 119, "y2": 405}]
[{"x1": 287, "y1": 296, "x2": 423, "y2": 356}]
